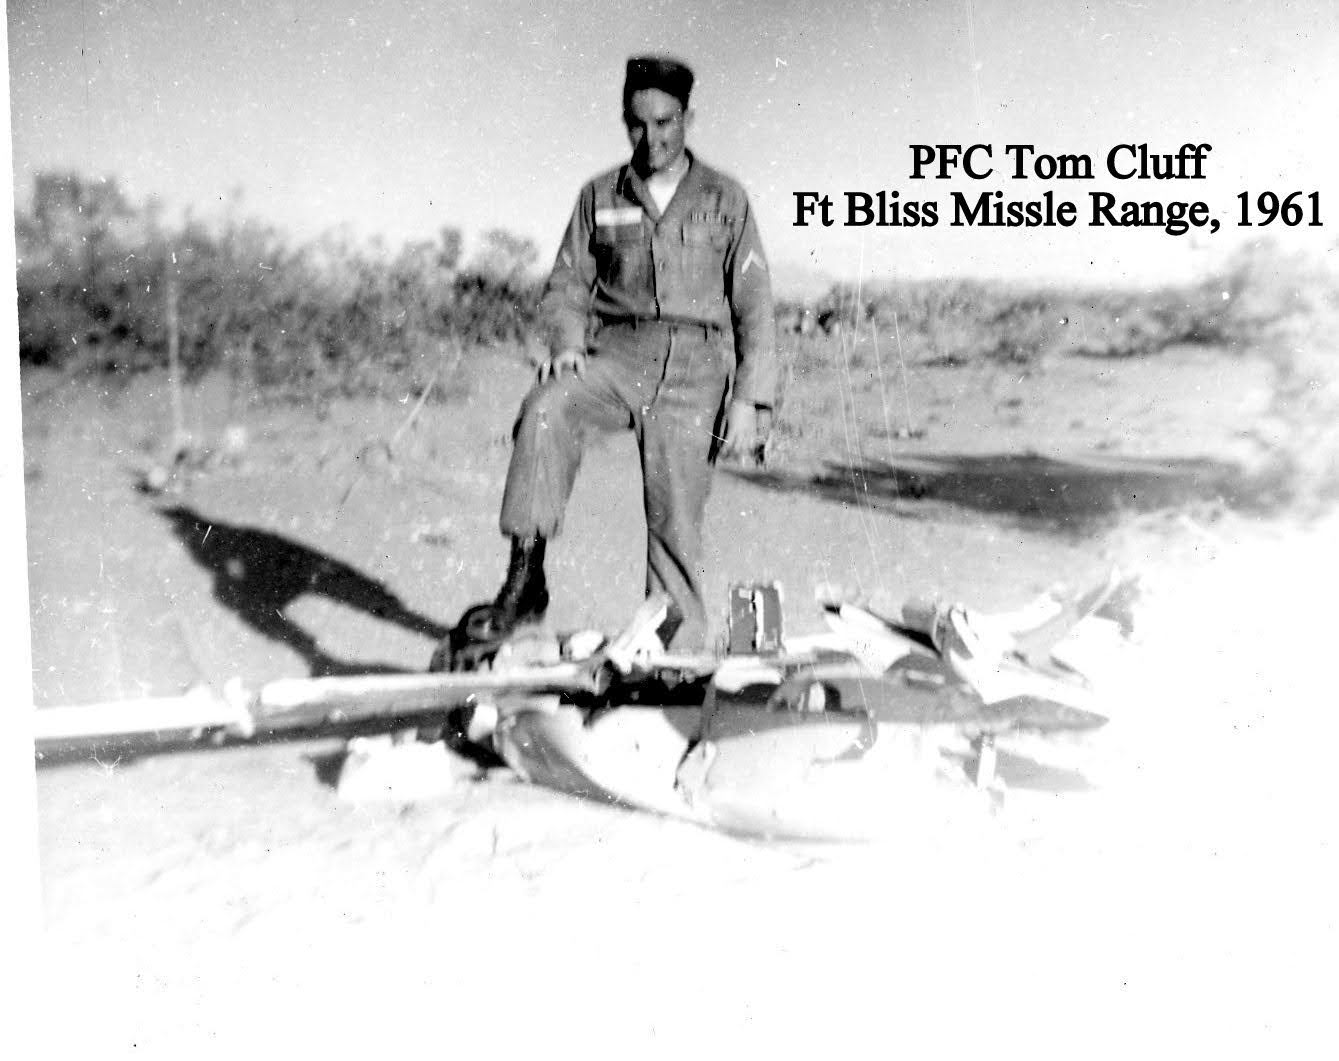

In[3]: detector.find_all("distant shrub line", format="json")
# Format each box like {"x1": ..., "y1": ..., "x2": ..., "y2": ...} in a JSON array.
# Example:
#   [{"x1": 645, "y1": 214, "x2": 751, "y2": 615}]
[
  {"x1": 15, "y1": 172, "x2": 1322, "y2": 398},
  {"x1": 16, "y1": 173, "x2": 542, "y2": 397},
  {"x1": 774, "y1": 259, "x2": 1304, "y2": 367}
]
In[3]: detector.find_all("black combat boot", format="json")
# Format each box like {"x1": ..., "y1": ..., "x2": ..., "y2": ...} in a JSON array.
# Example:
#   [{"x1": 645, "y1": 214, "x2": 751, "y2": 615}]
[
  {"x1": 491, "y1": 535, "x2": 550, "y2": 627},
  {"x1": 431, "y1": 536, "x2": 550, "y2": 672}
]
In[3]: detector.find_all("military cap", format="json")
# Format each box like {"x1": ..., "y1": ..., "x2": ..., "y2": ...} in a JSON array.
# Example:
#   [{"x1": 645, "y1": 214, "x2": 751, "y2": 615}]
[{"x1": 623, "y1": 55, "x2": 694, "y2": 111}]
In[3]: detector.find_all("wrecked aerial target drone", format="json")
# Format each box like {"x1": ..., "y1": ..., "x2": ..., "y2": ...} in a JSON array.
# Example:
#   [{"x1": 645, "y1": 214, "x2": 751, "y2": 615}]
[{"x1": 33, "y1": 576, "x2": 1130, "y2": 842}]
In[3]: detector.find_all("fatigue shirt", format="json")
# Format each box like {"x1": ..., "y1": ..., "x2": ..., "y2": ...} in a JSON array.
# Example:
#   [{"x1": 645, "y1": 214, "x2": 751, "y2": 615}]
[{"x1": 540, "y1": 152, "x2": 779, "y2": 408}]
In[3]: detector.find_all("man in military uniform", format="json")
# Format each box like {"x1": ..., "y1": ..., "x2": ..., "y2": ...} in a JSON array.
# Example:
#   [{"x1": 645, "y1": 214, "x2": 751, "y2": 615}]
[{"x1": 473, "y1": 55, "x2": 777, "y2": 652}]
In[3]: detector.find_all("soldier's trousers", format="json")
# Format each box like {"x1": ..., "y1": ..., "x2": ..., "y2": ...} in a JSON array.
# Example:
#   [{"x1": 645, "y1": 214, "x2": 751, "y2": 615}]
[{"x1": 499, "y1": 320, "x2": 732, "y2": 650}]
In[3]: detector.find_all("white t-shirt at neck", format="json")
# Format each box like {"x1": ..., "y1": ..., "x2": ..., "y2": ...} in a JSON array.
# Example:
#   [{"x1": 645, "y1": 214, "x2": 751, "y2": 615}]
[{"x1": 646, "y1": 159, "x2": 688, "y2": 214}]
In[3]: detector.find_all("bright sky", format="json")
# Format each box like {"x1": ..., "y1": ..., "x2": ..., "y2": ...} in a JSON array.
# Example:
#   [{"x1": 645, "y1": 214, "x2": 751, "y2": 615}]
[{"x1": 9, "y1": 0, "x2": 1338, "y2": 290}]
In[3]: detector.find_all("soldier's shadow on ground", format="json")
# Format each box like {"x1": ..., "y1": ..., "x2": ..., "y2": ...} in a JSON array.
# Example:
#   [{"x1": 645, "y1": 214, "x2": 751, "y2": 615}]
[
  {"x1": 727, "y1": 452, "x2": 1283, "y2": 535},
  {"x1": 157, "y1": 504, "x2": 450, "y2": 677}
]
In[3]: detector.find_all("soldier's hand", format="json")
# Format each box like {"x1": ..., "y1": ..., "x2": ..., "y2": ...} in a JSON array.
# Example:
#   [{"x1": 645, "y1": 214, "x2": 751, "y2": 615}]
[
  {"x1": 538, "y1": 348, "x2": 587, "y2": 383},
  {"x1": 720, "y1": 400, "x2": 771, "y2": 466}
]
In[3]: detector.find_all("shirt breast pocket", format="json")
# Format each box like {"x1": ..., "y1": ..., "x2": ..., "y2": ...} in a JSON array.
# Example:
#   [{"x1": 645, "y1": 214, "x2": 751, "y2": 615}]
[
  {"x1": 681, "y1": 220, "x2": 731, "y2": 285},
  {"x1": 593, "y1": 224, "x2": 648, "y2": 291}
]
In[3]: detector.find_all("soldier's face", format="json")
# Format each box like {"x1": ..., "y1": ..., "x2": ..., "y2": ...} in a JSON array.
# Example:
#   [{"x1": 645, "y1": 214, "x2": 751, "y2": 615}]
[{"x1": 624, "y1": 88, "x2": 690, "y2": 175}]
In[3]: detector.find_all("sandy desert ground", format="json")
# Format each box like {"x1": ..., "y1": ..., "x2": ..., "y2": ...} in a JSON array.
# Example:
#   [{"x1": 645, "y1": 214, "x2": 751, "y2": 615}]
[{"x1": 21, "y1": 332, "x2": 1339, "y2": 1057}]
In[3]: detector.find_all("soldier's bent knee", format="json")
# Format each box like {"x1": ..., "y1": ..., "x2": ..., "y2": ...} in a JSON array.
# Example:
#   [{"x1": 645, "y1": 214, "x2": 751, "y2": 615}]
[{"x1": 516, "y1": 382, "x2": 570, "y2": 435}]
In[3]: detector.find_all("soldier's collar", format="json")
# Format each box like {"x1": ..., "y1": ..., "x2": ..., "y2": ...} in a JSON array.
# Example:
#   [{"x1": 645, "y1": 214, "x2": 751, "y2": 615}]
[{"x1": 620, "y1": 150, "x2": 701, "y2": 222}]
